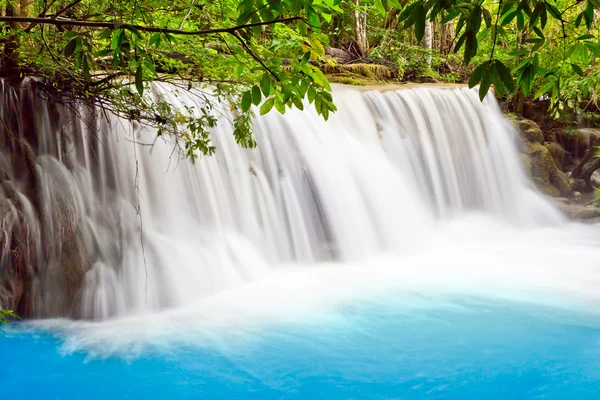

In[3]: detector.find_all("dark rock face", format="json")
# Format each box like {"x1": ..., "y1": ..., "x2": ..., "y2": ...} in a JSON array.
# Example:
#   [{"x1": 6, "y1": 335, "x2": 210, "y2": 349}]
[{"x1": 0, "y1": 81, "x2": 92, "y2": 317}]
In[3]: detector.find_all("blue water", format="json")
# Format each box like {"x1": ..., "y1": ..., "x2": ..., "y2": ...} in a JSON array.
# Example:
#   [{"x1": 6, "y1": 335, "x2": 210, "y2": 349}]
[{"x1": 3, "y1": 296, "x2": 600, "y2": 399}]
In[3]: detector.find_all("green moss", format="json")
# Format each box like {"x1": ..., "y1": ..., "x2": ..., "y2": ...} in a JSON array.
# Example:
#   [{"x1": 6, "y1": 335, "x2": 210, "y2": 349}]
[
  {"x1": 506, "y1": 113, "x2": 544, "y2": 144},
  {"x1": 522, "y1": 142, "x2": 572, "y2": 196},
  {"x1": 322, "y1": 63, "x2": 396, "y2": 83}
]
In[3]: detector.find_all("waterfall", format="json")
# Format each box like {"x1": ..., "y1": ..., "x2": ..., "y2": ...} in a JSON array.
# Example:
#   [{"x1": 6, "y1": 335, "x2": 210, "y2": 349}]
[{"x1": 0, "y1": 81, "x2": 563, "y2": 320}]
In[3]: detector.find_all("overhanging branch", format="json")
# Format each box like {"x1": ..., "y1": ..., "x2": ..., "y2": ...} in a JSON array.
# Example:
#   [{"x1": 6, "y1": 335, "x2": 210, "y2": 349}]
[{"x1": 0, "y1": 15, "x2": 304, "y2": 35}]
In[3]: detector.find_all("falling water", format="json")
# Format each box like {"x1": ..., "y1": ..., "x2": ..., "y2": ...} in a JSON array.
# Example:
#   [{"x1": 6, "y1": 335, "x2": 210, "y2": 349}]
[{"x1": 0, "y1": 81, "x2": 567, "y2": 320}]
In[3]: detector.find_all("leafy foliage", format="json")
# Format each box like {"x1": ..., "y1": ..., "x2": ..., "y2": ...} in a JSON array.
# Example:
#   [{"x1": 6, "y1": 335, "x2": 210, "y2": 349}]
[
  {"x1": 389, "y1": 0, "x2": 600, "y2": 110},
  {"x1": 0, "y1": 309, "x2": 17, "y2": 324},
  {"x1": 0, "y1": 0, "x2": 342, "y2": 157},
  {"x1": 1, "y1": 0, "x2": 599, "y2": 155}
]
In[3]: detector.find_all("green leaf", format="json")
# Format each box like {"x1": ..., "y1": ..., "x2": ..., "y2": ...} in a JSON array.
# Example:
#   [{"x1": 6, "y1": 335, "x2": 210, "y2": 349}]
[
  {"x1": 252, "y1": 85, "x2": 261, "y2": 106},
  {"x1": 64, "y1": 38, "x2": 77, "y2": 57},
  {"x1": 149, "y1": 33, "x2": 161, "y2": 47},
  {"x1": 241, "y1": 91, "x2": 252, "y2": 112},
  {"x1": 501, "y1": 10, "x2": 518, "y2": 26},
  {"x1": 482, "y1": 8, "x2": 492, "y2": 28},
  {"x1": 307, "y1": 86, "x2": 317, "y2": 103},
  {"x1": 374, "y1": 0, "x2": 386, "y2": 16},
  {"x1": 298, "y1": 80, "x2": 309, "y2": 98},
  {"x1": 468, "y1": 6, "x2": 482, "y2": 33},
  {"x1": 260, "y1": 74, "x2": 271, "y2": 96},
  {"x1": 495, "y1": 60, "x2": 514, "y2": 91},
  {"x1": 578, "y1": 34, "x2": 595, "y2": 40},
  {"x1": 532, "y1": 26, "x2": 544, "y2": 39},
  {"x1": 260, "y1": 98, "x2": 274, "y2": 115},
  {"x1": 292, "y1": 95, "x2": 304, "y2": 110},
  {"x1": 464, "y1": 31, "x2": 477, "y2": 65},
  {"x1": 274, "y1": 97, "x2": 286, "y2": 114},
  {"x1": 585, "y1": 41, "x2": 600, "y2": 56},
  {"x1": 479, "y1": 70, "x2": 492, "y2": 101},
  {"x1": 135, "y1": 65, "x2": 144, "y2": 95},
  {"x1": 468, "y1": 61, "x2": 490, "y2": 88},
  {"x1": 98, "y1": 29, "x2": 113, "y2": 40},
  {"x1": 82, "y1": 56, "x2": 90, "y2": 81},
  {"x1": 571, "y1": 64, "x2": 584, "y2": 77},
  {"x1": 302, "y1": 51, "x2": 311, "y2": 64},
  {"x1": 93, "y1": 49, "x2": 112, "y2": 57},
  {"x1": 414, "y1": 5, "x2": 426, "y2": 41},
  {"x1": 111, "y1": 29, "x2": 123, "y2": 51},
  {"x1": 530, "y1": 38, "x2": 545, "y2": 52},
  {"x1": 517, "y1": 12, "x2": 525, "y2": 30},
  {"x1": 540, "y1": 7, "x2": 547, "y2": 28},
  {"x1": 520, "y1": 67, "x2": 533, "y2": 97}
]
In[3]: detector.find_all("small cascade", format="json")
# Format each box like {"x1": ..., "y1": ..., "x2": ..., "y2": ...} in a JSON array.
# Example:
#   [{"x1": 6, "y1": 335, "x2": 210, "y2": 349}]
[{"x1": 0, "y1": 81, "x2": 563, "y2": 320}]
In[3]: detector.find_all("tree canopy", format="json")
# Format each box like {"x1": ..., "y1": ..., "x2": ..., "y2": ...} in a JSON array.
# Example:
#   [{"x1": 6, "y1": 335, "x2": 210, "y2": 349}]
[{"x1": 0, "y1": 0, "x2": 599, "y2": 156}]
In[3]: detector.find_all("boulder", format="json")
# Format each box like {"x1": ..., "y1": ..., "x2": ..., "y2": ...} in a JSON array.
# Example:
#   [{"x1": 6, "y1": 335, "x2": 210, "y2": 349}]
[
  {"x1": 508, "y1": 115, "x2": 573, "y2": 197},
  {"x1": 557, "y1": 128, "x2": 600, "y2": 158},
  {"x1": 544, "y1": 141, "x2": 572, "y2": 171}
]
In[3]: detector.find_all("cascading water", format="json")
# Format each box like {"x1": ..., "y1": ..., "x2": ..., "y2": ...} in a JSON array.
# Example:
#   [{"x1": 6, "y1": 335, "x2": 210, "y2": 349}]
[
  {"x1": 0, "y1": 81, "x2": 568, "y2": 321},
  {"x1": 3, "y1": 81, "x2": 600, "y2": 399}
]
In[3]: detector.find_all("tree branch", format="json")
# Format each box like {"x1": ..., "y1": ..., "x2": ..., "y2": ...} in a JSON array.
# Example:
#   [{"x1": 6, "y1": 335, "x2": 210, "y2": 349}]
[
  {"x1": 24, "y1": 0, "x2": 84, "y2": 33},
  {"x1": 231, "y1": 32, "x2": 280, "y2": 81},
  {"x1": 0, "y1": 15, "x2": 304, "y2": 36}
]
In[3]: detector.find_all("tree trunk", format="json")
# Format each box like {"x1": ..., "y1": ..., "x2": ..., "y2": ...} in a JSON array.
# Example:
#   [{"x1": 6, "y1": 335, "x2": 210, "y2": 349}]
[
  {"x1": 440, "y1": 23, "x2": 454, "y2": 55},
  {"x1": 422, "y1": 20, "x2": 433, "y2": 65},
  {"x1": 353, "y1": 0, "x2": 367, "y2": 59}
]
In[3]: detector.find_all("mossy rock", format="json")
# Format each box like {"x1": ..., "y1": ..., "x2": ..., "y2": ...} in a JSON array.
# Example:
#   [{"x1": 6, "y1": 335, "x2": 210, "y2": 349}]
[
  {"x1": 322, "y1": 63, "x2": 396, "y2": 82},
  {"x1": 505, "y1": 113, "x2": 544, "y2": 144},
  {"x1": 522, "y1": 142, "x2": 572, "y2": 197},
  {"x1": 544, "y1": 141, "x2": 572, "y2": 171}
]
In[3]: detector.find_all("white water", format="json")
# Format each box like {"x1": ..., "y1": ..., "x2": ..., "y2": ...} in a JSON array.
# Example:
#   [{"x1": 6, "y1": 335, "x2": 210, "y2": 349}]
[{"x1": 3, "y1": 82, "x2": 599, "y2": 328}]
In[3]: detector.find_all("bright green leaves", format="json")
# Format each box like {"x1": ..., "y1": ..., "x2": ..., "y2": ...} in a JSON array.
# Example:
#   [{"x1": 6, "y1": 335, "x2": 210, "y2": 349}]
[
  {"x1": 0, "y1": 309, "x2": 17, "y2": 324},
  {"x1": 571, "y1": 64, "x2": 584, "y2": 77},
  {"x1": 62, "y1": 32, "x2": 93, "y2": 82},
  {"x1": 374, "y1": 0, "x2": 387, "y2": 17},
  {"x1": 468, "y1": 59, "x2": 514, "y2": 100},
  {"x1": 513, "y1": 56, "x2": 539, "y2": 98},
  {"x1": 575, "y1": 1, "x2": 597, "y2": 30},
  {"x1": 260, "y1": 73, "x2": 271, "y2": 96},
  {"x1": 241, "y1": 91, "x2": 253, "y2": 112},
  {"x1": 260, "y1": 97, "x2": 275, "y2": 114},
  {"x1": 399, "y1": 3, "x2": 428, "y2": 41}
]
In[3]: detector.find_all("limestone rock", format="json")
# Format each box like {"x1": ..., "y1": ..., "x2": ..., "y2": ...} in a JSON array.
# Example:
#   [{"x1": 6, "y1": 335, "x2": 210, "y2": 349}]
[
  {"x1": 558, "y1": 128, "x2": 600, "y2": 158},
  {"x1": 506, "y1": 114, "x2": 544, "y2": 144},
  {"x1": 507, "y1": 114, "x2": 573, "y2": 197},
  {"x1": 544, "y1": 141, "x2": 572, "y2": 171},
  {"x1": 555, "y1": 201, "x2": 600, "y2": 220},
  {"x1": 521, "y1": 140, "x2": 572, "y2": 197}
]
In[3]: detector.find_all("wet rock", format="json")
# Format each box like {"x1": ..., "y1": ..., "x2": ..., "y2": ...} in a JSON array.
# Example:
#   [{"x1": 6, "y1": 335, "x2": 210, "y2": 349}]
[
  {"x1": 521, "y1": 141, "x2": 572, "y2": 197},
  {"x1": 506, "y1": 114, "x2": 544, "y2": 144},
  {"x1": 555, "y1": 201, "x2": 600, "y2": 220},
  {"x1": 508, "y1": 115, "x2": 573, "y2": 197},
  {"x1": 592, "y1": 171, "x2": 600, "y2": 189},
  {"x1": 571, "y1": 178, "x2": 587, "y2": 192},
  {"x1": 544, "y1": 141, "x2": 572, "y2": 171},
  {"x1": 558, "y1": 128, "x2": 600, "y2": 158}
]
